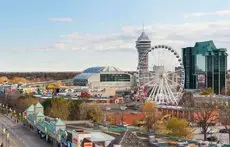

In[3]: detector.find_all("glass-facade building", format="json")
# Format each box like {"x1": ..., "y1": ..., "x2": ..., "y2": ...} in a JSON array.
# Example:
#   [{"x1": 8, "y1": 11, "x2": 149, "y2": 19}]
[{"x1": 182, "y1": 40, "x2": 228, "y2": 94}]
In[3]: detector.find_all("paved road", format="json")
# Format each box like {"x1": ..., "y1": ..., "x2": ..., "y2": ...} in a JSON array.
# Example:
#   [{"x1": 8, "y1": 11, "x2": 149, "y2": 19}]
[{"x1": 0, "y1": 114, "x2": 51, "y2": 147}]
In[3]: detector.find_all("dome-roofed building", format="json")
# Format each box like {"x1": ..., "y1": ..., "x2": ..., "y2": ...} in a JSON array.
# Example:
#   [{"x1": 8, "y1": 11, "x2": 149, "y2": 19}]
[{"x1": 73, "y1": 66, "x2": 134, "y2": 92}]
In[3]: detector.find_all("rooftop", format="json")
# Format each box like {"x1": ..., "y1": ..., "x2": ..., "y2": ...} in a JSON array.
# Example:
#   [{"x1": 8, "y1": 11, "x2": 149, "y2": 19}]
[
  {"x1": 35, "y1": 102, "x2": 43, "y2": 108},
  {"x1": 89, "y1": 132, "x2": 115, "y2": 142},
  {"x1": 83, "y1": 66, "x2": 121, "y2": 73},
  {"x1": 183, "y1": 40, "x2": 227, "y2": 56},
  {"x1": 56, "y1": 119, "x2": 65, "y2": 126},
  {"x1": 26, "y1": 104, "x2": 34, "y2": 112},
  {"x1": 108, "y1": 130, "x2": 145, "y2": 147},
  {"x1": 36, "y1": 112, "x2": 44, "y2": 117},
  {"x1": 73, "y1": 66, "x2": 122, "y2": 80},
  {"x1": 137, "y1": 32, "x2": 150, "y2": 41}
]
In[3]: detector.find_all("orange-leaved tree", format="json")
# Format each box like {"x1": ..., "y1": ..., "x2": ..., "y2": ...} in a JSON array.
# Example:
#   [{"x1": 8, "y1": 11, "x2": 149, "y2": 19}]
[
  {"x1": 194, "y1": 99, "x2": 219, "y2": 140},
  {"x1": 9, "y1": 77, "x2": 27, "y2": 84},
  {"x1": 142, "y1": 102, "x2": 162, "y2": 132},
  {"x1": 0, "y1": 76, "x2": 8, "y2": 83}
]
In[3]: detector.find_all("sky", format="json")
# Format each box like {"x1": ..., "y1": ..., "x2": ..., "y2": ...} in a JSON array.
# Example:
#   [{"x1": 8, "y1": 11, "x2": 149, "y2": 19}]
[{"x1": 1, "y1": 0, "x2": 230, "y2": 72}]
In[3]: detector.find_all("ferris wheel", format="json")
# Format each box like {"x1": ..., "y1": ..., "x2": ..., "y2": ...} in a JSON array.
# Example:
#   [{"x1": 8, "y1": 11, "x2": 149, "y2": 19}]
[{"x1": 136, "y1": 45, "x2": 185, "y2": 105}]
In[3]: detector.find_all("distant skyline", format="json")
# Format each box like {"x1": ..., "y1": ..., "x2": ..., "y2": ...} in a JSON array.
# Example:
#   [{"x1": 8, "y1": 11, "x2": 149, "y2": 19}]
[{"x1": 1, "y1": 0, "x2": 230, "y2": 71}]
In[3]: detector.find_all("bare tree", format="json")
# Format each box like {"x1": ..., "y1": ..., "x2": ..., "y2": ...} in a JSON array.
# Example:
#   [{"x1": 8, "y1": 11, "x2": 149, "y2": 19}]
[
  {"x1": 219, "y1": 104, "x2": 230, "y2": 144},
  {"x1": 194, "y1": 98, "x2": 219, "y2": 140},
  {"x1": 179, "y1": 91, "x2": 195, "y2": 107}
]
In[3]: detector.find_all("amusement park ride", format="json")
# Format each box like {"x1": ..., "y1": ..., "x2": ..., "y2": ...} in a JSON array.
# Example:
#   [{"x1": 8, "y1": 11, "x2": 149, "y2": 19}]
[{"x1": 136, "y1": 32, "x2": 185, "y2": 106}]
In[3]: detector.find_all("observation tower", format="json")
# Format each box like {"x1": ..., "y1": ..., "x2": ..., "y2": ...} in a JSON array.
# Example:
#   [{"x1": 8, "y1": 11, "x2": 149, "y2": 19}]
[{"x1": 136, "y1": 31, "x2": 151, "y2": 84}]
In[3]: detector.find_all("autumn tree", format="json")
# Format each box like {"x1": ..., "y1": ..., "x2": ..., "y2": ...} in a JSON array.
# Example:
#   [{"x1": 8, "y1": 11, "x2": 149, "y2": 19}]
[
  {"x1": 200, "y1": 87, "x2": 214, "y2": 96},
  {"x1": 68, "y1": 100, "x2": 83, "y2": 120},
  {"x1": 0, "y1": 76, "x2": 8, "y2": 83},
  {"x1": 9, "y1": 77, "x2": 26, "y2": 84},
  {"x1": 42, "y1": 99, "x2": 52, "y2": 115},
  {"x1": 87, "y1": 104, "x2": 103, "y2": 123},
  {"x1": 17, "y1": 96, "x2": 40, "y2": 112},
  {"x1": 226, "y1": 86, "x2": 230, "y2": 96},
  {"x1": 165, "y1": 117, "x2": 193, "y2": 139},
  {"x1": 47, "y1": 82, "x2": 62, "y2": 89},
  {"x1": 47, "y1": 98, "x2": 70, "y2": 120},
  {"x1": 219, "y1": 104, "x2": 230, "y2": 144},
  {"x1": 79, "y1": 102, "x2": 103, "y2": 122},
  {"x1": 142, "y1": 102, "x2": 161, "y2": 132},
  {"x1": 106, "y1": 114, "x2": 116, "y2": 125},
  {"x1": 194, "y1": 99, "x2": 219, "y2": 140}
]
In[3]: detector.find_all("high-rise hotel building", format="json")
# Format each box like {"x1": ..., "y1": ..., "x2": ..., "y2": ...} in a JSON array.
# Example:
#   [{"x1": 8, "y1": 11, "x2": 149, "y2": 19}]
[{"x1": 182, "y1": 40, "x2": 228, "y2": 94}]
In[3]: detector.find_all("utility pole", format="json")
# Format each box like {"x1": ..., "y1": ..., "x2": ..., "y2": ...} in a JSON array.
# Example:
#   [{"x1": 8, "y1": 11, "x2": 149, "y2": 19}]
[{"x1": 120, "y1": 104, "x2": 126, "y2": 126}]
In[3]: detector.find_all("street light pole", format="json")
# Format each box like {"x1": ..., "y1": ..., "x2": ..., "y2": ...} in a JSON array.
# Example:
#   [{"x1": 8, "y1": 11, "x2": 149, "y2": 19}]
[
  {"x1": 105, "y1": 107, "x2": 110, "y2": 125},
  {"x1": 2, "y1": 127, "x2": 5, "y2": 146},
  {"x1": 6, "y1": 133, "x2": 9, "y2": 147},
  {"x1": 1, "y1": 125, "x2": 3, "y2": 145},
  {"x1": 6, "y1": 105, "x2": 8, "y2": 116},
  {"x1": 2, "y1": 105, "x2": 4, "y2": 114},
  {"x1": 120, "y1": 104, "x2": 126, "y2": 126}
]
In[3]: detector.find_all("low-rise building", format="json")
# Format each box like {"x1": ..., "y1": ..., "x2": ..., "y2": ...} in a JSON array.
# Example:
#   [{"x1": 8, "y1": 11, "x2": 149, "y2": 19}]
[{"x1": 73, "y1": 66, "x2": 134, "y2": 97}]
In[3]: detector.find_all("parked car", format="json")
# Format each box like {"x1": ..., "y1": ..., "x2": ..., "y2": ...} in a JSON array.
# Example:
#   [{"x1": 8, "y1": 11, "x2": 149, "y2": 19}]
[
  {"x1": 207, "y1": 136, "x2": 218, "y2": 142},
  {"x1": 219, "y1": 128, "x2": 230, "y2": 133},
  {"x1": 201, "y1": 128, "x2": 216, "y2": 134},
  {"x1": 208, "y1": 122, "x2": 216, "y2": 126}
]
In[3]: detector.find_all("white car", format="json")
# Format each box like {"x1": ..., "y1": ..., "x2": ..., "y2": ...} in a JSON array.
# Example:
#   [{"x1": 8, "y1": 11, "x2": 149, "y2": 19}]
[{"x1": 201, "y1": 128, "x2": 217, "y2": 134}]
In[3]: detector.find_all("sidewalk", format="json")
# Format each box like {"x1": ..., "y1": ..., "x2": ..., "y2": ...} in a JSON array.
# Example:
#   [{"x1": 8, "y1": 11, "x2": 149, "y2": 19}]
[
  {"x1": 0, "y1": 113, "x2": 50, "y2": 147},
  {"x1": 0, "y1": 114, "x2": 28, "y2": 147}
]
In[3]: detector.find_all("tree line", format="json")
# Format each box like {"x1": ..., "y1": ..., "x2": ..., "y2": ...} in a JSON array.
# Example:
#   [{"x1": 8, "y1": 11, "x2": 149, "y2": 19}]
[{"x1": 42, "y1": 98, "x2": 103, "y2": 121}]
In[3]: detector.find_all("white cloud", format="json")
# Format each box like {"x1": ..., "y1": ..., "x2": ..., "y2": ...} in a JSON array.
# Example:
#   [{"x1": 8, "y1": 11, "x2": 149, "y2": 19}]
[
  {"x1": 51, "y1": 20, "x2": 230, "y2": 69},
  {"x1": 53, "y1": 21, "x2": 230, "y2": 54},
  {"x1": 48, "y1": 17, "x2": 73, "y2": 23},
  {"x1": 2, "y1": 20, "x2": 230, "y2": 71},
  {"x1": 3, "y1": 20, "x2": 230, "y2": 68},
  {"x1": 184, "y1": 10, "x2": 230, "y2": 18}
]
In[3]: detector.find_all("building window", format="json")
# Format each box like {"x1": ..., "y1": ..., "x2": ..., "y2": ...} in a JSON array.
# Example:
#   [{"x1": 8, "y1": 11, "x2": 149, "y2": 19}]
[{"x1": 100, "y1": 74, "x2": 131, "y2": 82}]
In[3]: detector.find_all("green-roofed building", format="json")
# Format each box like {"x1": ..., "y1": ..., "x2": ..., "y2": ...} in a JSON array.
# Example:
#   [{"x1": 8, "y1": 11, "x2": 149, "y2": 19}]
[
  {"x1": 182, "y1": 40, "x2": 228, "y2": 94},
  {"x1": 35, "y1": 102, "x2": 43, "y2": 108},
  {"x1": 27, "y1": 104, "x2": 35, "y2": 112},
  {"x1": 55, "y1": 119, "x2": 65, "y2": 126},
  {"x1": 55, "y1": 119, "x2": 66, "y2": 132},
  {"x1": 25, "y1": 104, "x2": 35, "y2": 116},
  {"x1": 36, "y1": 112, "x2": 45, "y2": 122},
  {"x1": 35, "y1": 102, "x2": 44, "y2": 114}
]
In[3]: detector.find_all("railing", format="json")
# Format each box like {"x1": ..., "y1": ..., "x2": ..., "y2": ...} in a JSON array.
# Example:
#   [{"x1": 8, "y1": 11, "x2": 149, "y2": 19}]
[{"x1": 64, "y1": 120, "x2": 93, "y2": 126}]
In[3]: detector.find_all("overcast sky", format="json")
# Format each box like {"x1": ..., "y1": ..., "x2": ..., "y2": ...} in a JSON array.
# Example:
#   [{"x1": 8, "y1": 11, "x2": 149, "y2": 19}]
[{"x1": 1, "y1": 0, "x2": 230, "y2": 72}]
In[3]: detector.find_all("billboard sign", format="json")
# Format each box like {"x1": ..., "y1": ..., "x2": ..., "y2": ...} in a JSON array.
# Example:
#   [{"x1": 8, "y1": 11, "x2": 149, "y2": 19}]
[{"x1": 197, "y1": 74, "x2": 206, "y2": 89}]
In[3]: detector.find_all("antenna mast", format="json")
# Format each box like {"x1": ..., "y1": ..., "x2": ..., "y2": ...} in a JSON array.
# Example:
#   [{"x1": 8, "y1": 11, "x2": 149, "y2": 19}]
[{"x1": 142, "y1": 21, "x2": 145, "y2": 32}]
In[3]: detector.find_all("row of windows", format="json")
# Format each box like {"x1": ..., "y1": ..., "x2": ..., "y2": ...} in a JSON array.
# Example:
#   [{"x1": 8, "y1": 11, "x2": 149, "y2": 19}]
[
  {"x1": 73, "y1": 79, "x2": 87, "y2": 86},
  {"x1": 100, "y1": 74, "x2": 131, "y2": 82}
]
